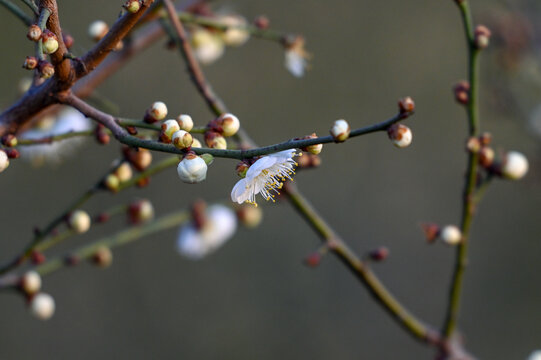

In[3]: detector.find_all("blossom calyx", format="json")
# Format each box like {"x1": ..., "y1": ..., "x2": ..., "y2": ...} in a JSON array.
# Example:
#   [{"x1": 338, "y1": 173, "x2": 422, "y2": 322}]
[
  {"x1": 330, "y1": 119, "x2": 350, "y2": 142},
  {"x1": 177, "y1": 153, "x2": 208, "y2": 184},
  {"x1": 387, "y1": 124, "x2": 412, "y2": 148}
]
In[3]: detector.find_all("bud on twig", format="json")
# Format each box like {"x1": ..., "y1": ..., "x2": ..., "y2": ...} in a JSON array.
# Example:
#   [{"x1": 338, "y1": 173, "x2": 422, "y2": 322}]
[
  {"x1": 453, "y1": 81, "x2": 470, "y2": 105},
  {"x1": 23, "y1": 56, "x2": 38, "y2": 70},
  {"x1": 474, "y1": 25, "x2": 491, "y2": 49},
  {"x1": 387, "y1": 124, "x2": 413, "y2": 148},
  {"x1": 368, "y1": 247, "x2": 390, "y2": 262},
  {"x1": 88, "y1": 20, "x2": 109, "y2": 41},
  {"x1": 123, "y1": 0, "x2": 141, "y2": 13},
  {"x1": 91, "y1": 246, "x2": 113, "y2": 268},
  {"x1": 398, "y1": 96, "x2": 415, "y2": 114},
  {"x1": 41, "y1": 30, "x2": 59, "y2": 54},
  {"x1": 27, "y1": 24, "x2": 42, "y2": 41},
  {"x1": 330, "y1": 119, "x2": 350, "y2": 142},
  {"x1": 38, "y1": 60, "x2": 54, "y2": 79},
  {"x1": 144, "y1": 101, "x2": 168, "y2": 123}
]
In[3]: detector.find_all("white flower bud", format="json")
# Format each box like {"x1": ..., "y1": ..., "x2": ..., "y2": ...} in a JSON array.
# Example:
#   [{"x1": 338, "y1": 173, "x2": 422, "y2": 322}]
[
  {"x1": 387, "y1": 123, "x2": 413, "y2": 148},
  {"x1": 177, "y1": 154, "x2": 208, "y2": 184},
  {"x1": 21, "y1": 271, "x2": 41, "y2": 295},
  {"x1": 177, "y1": 114, "x2": 194, "y2": 132},
  {"x1": 68, "y1": 210, "x2": 91, "y2": 234},
  {"x1": 161, "y1": 119, "x2": 180, "y2": 140},
  {"x1": 0, "y1": 150, "x2": 9, "y2": 173},
  {"x1": 440, "y1": 225, "x2": 462, "y2": 246},
  {"x1": 219, "y1": 113, "x2": 240, "y2": 137},
  {"x1": 114, "y1": 162, "x2": 133, "y2": 182},
  {"x1": 128, "y1": 199, "x2": 154, "y2": 224},
  {"x1": 104, "y1": 174, "x2": 120, "y2": 192},
  {"x1": 92, "y1": 246, "x2": 113, "y2": 268},
  {"x1": 149, "y1": 101, "x2": 168, "y2": 121},
  {"x1": 172, "y1": 130, "x2": 193, "y2": 149},
  {"x1": 330, "y1": 119, "x2": 350, "y2": 142},
  {"x1": 88, "y1": 20, "x2": 108, "y2": 41},
  {"x1": 191, "y1": 138, "x2": 202, "y2": 148},
  {"x1": 219, "y1": 15, "x2": 250, "y2": 47},
  {"x1": 29, "y1": 293, "x2": 55, "y2": 320},
  {"x1": 502, "y1": 151, "x2": 528, "y2": 180},
  {"x1": 42, "y1": 35, "x2": 59, "y2": 54},
  {"x1": 124, "y1": 0, "x2": 141, "y2": 13}
]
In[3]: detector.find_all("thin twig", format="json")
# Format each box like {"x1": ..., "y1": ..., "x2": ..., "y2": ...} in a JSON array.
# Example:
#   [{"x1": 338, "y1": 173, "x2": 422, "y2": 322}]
[
  {"x1": 0, "y1": 0, "x2": 33, "y2": 25},
  {"x1": 442, "y1": 0, "x2": 482, "y2": 338}
]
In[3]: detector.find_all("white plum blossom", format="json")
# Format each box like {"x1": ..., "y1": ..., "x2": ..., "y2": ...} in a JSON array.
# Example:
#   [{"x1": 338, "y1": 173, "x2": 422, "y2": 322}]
[
  {"x1": 284, "y1": 36, "x2": 310, "y2": 78},
  {"x1": 527, "y1": 350, "x2": 541, "y2": 360},
  {"x1": 176, "y1": 205, "x2": 237, "y2": 260},
  {"x1": 18, "y1": 107, "x2": 91, "y2": 166},
  {"x1": 231, "y1": 149, "x2": 298, "y2": 206}
]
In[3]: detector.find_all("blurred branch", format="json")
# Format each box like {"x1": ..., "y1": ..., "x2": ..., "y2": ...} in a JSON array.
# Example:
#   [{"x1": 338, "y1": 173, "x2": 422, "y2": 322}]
[
  {"x1": 16, "y1": 130, "x2": 93, "y2": 145},
  {"x1": 0, "y1": 0, "x2": 33, "y2": 25},
  {"x1": 284, "y1": 183, "x2": 442, "y2": 345},
  {"x1": 442, "y1": 0, "x2": 482, "y2": 339},
  {"x1": 20, "y1": 0, "x2": 38, "y2": 15},
  {"x1": 34, "y1": 210, "x2": 189, "y2": 276},
  {"x1": 162, "y1": 0, "x2": 227, "y2": 116}
]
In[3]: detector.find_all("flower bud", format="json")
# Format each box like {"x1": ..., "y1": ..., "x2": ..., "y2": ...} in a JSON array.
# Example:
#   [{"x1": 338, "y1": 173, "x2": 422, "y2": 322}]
[
  {"x1": 63, "y1": 33, "x2": 74, "y2": 49},
  {"x1": 191, "y1": 29, "x2": 225, "y2": 65},
  {"x1": 254, "y1": 15, "x2": 270, "y2": 30},
  {"x1": 453, "y1": 81, "x2": 470, "y2": 105},
  {"x1": 104, "y1": 173, "x2": 120, "y2": 192},
  {"x1": 0, "y1": 150, "x2": 9, "y2": 173},
  {"x1": 21, "y1": 271, "x2": 41, "y2": 295},
  {"x1": 23, "y1": 56, "x2": 38, "y2": 70},
  {"x1": 29, "y1": 293, "x2": 55, "y2": 320},
  {"x1": 478, "y1": 146, "x2": 494, "y2": 168},
  {"x1": 387, "y1": 123, "x2": 412, "y2": 148},
  {"x1": 1, "y1": 134, "x2": 18, "y2": 147},
  {"x1": 217, "y1": 113, "x2": 240, "y2": 137},
  {"x1": 91, "y1": 246, "x2": 113, "y2": 268},
  {"x1": 219, "y1": 15, "x2": 250, "y2": 47},
  {"x1": 330, "y1": 119, "x2": 350, "y2": 142},
  {"x1": 128, "y1": 199, "x2": 154, "y2": 224},
  {"x1": 38, "y1": 60, "x2": 54, "y2": 79},
  {"x1": 421, "y1": 223, "x2": 440, "y2": 243},
  {"x1": 474, "y1": 25, "x2": 491, "y2": 49},
  {"x1": 161, "y1": 119, "x2": 180, "y2": 142},
  {"x1": 41, "y1": 30, "x2": 59, "y2": 54},
  {"x1": 126, "y1": 148, "x2": 152, "y2": 171},
  {"x1": 236, "y1": 204, "x2": 263, "y2": 228},
  {"x1": 95, "y1": 124, "x2": 110, "y2": 145},
  {"x1": 236, "y1": 161, "x2": 249, "y2": 178},
  {"x1": 369, "y1": 247, "x2": 389, "y2": 262},
  {"x1": 302, "y1": 133, "x2": 322, "y2": 155},
  {"x1": 479, "y1": 132, "x2": 492, "y2": 146},
  {"x1": 172, "y1": 130, "x2": 194, "y2": 149},
  {"x1": 177, "y1": 153, "x2": 208, "y2": 184},
  {"x1": 123, "y1": 0, "x2": 141, "y2": 13},
  {"x1": 68, "y1": 210, "x2": 91, "y2": 234},
  {"x1": 88, "y1": 20, "x2": 109, "y2": 41},
  {"x1": 114, "y1": 162, "x2": 133, "y2": 182},
  {"x1": 303, "y1": 252, "x2": 321, "y2": 267},
  {"x1": 177, "y1": 114, "x2": 194, "y2": 131},
  {"x1": 501, "y1": 151, "x2": 528, "y2": 180},
  {"x1": 145, "y1": 101, "x2": 168, "y2": 123},
  {"x1": 5, "y1": 148, "x2": 19, "y2": 159},
  {"x1": 440, "y1": 225, "x2": 462, "y2": 245},
  {"x1": 204, "y1": 131, "x2": 227, "y2": 149},
  {"x1": 191, "y1": 138, "x2": 202, "y2": 148},
  {"x1": 27, "y1": 24, "x2": 42, "y2": 41},
  {"x1": 31, "y1": 251, "x2": 46, "y2": 265},
  {"x1": 466, "y1": 136, "x2": 481, "y2": 153},
  {"x1": 398, "y1": 96, "x2": 415, "y2": 114}
]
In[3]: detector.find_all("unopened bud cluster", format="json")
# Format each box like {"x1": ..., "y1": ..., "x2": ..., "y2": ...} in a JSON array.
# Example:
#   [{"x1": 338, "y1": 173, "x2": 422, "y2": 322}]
[{"x1": 422, "y1": 223, "x2": 462, "y2": 246}]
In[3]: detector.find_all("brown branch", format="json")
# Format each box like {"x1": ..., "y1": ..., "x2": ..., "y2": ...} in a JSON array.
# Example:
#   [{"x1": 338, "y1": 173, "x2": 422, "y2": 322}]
[
  {"x1": 162, "y1": 0, "x2": 227, "y2": 116},
  {"x1": 39, "y1": 0, "x2": 72, "y2": 82},
  {"x1": 78, "y1": 0, "x2": 156, "y2": 77}
]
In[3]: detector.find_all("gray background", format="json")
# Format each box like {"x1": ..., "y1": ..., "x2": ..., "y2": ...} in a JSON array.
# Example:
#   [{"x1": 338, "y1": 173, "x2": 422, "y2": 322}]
[{"x1": 0, "y1": 0, "x2": 540, "y2": 359}]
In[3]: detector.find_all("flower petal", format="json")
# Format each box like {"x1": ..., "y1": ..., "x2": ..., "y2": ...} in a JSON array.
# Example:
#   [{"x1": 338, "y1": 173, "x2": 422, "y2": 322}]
[
  {"x1": 231, "y1": 178, "x2": 250, "y2": 204},
  {"x1": 246, "y1": 156, "x2": 277, "y2": 179}
]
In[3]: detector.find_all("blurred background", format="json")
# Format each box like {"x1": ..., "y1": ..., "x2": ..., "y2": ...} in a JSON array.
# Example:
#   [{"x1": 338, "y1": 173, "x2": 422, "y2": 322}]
[{"x1": 0, "y1": 0, "x2": 540, "y2": 359}]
